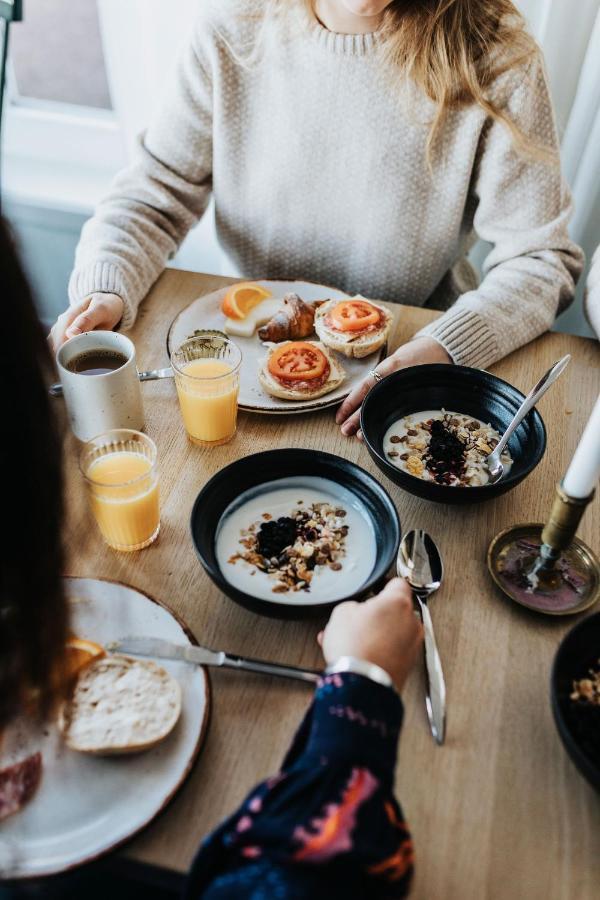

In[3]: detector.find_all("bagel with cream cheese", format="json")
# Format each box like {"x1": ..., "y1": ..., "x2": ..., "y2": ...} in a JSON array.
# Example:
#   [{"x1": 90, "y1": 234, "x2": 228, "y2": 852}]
[
  {"x1": 258, "y1": 340, "x2": 345, "y2": 401},
  {"x1": 314, "y1": 297, "x2": 393, "y2": 359}
]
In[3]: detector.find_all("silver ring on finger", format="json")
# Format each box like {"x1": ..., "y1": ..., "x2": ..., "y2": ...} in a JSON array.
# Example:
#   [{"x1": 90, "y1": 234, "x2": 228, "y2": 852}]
[{"x1": 369, "y1": 370, "x2": 383, "y2": 384}]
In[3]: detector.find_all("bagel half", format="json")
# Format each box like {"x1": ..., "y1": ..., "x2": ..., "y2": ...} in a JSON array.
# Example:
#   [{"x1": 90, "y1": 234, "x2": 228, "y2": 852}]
[
  {"x1": 314, "y1": 297, "x2": 393, "y2": 359},
  {"x1": 58, "y1": 655, "x2": 182, "y2": 755},
  {"x1": 259, "y1": 340, "x2": 345, "y2": 401}
]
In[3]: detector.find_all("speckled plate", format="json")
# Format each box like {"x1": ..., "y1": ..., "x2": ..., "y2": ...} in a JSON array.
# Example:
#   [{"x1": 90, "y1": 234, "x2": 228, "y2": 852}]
[
  {"x1": 0, "y1": 577, "x2": 209, "y2": 880},
  {"x1": 167, "y1": 280, "x2": 388, "y2": 414}
]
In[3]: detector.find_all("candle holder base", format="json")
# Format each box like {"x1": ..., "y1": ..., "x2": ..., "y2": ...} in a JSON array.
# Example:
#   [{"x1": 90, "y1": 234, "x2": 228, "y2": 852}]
[{"x1": 487, "y1": 524, "x2": 600, "y2": 616}]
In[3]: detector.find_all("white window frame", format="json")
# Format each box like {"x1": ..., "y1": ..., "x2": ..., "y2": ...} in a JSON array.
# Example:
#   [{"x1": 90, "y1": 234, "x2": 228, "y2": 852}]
[{"x1": 2, "y1": 64, "x2": 127, "y2": 213}]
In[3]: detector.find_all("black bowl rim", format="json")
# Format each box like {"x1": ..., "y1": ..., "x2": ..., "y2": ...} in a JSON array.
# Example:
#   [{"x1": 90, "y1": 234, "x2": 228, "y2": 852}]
[
  {"x1": 360, "y1": 363, "x2": 547, "y2": 495},
  {"x1": 550, "y1": 612, "x2": 600, "y2": 791},
  {"x1": 189, "y1": 448, "x2": 401, "y2": 614}
]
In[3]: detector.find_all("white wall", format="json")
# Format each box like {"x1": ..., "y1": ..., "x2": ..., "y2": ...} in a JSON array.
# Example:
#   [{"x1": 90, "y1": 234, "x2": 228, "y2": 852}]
[{"x1": 6, "y1": 202, "x2": 87, "y2": 328}]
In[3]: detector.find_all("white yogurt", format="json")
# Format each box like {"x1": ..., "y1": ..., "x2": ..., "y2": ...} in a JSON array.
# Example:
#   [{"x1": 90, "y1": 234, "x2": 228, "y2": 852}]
[
  {"x1": 383, "y1": 409, "x2": 513, "y2": 486},
  {"x1": 215, "y1": 476, "x2": 377, "y2": 605}
]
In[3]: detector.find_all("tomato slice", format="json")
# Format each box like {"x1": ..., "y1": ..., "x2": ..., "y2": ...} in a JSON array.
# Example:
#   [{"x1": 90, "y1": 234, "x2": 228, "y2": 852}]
[
  {"x1": 329, "y1": 300, "x2": 380, "y2": 332},
  {"x1": 268, "y1": 342, "x2": 328, "y2": 382}
]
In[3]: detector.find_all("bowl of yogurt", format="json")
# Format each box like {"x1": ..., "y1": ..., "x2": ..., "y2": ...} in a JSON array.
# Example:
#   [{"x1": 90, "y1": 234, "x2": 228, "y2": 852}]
[
  {"x1": 190, "y1": 449, "x2": 400, "y2": 617},
  {"x1": 360, "y1": 364, "x2": 546, "y2": 504}
]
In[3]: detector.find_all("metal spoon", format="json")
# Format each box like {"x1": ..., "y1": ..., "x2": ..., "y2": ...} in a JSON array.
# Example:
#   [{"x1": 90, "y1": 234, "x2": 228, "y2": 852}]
[
  {"x1": 49, "y1": 367, "x2": 174, "y2": 398},
  {"x1": 485, "y1": 355, "x2": 571, "y2": 484},
  {"x1": 397, "y1": 529, "x2": 446, "y2": 745}
]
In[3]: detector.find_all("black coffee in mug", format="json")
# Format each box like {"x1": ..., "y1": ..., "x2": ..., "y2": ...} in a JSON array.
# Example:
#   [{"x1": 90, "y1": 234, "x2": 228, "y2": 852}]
[{"x1": 66, "y1": 349, "x2": 129, "y2": 376}]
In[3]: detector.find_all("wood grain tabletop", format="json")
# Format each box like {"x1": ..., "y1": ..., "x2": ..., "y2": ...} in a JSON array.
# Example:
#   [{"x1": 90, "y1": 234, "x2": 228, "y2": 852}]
[{"x1": 62, "y1": 268, "x2": 600, "y2": 900}]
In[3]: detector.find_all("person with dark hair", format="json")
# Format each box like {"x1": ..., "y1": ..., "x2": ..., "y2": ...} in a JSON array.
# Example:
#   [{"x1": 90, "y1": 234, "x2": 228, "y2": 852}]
[
  {"x1": 0, "y1": 216, "x2": 423, "y2": 897},
  {"x1": 0, "y1": 217, "x2": 69, "y2": 729}
]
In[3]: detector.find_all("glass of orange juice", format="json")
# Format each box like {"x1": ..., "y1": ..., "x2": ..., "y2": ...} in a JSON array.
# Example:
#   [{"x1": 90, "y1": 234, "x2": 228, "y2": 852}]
[
  {"x1": 171, "y1": 334, "x2": 242, "y2": 446},
  {"x1": 80, "y1": 429, "x2": 160, "y2": 551}
]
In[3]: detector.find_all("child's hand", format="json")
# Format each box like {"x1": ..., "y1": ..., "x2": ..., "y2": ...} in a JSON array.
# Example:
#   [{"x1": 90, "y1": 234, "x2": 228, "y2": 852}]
[
  {"x1": 319, "y1": 577, "x2": 423, "y2": 692},
  {"x1": 50, "y1": 293, "x2": 124, "y2": 351},
  {"x1": 335, "y1": 337, "x2": 451, "y2": 439}
]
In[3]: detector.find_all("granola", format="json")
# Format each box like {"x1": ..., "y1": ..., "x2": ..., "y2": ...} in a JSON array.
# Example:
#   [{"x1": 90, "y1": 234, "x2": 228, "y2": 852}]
[
  {"x1": 383, "y1": 410, "x2": 513, "y2": 487},
  {"x1": 228, "y1": 502, "x2": 349, "y2": 593},
  {"x1": 570, "y1": 660, "x2": 600, "y2": 706}
]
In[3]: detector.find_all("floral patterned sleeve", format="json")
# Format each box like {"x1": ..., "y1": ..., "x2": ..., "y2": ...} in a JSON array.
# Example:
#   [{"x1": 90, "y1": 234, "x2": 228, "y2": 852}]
[{"x1": 185, "y1": 673, "x2": 414, "y2": 899}]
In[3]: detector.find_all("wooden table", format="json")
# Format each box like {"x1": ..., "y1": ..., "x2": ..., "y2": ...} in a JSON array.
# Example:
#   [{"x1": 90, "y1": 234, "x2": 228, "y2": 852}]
[{"x1": 63, "y1": 269, "x2": 600, "y2": 900}]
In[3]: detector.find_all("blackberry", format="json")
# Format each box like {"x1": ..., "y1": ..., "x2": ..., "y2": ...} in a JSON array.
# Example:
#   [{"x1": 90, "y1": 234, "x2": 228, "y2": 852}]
[{"x1": 256, "y1": 517, "x2": 297, "y2": 559}]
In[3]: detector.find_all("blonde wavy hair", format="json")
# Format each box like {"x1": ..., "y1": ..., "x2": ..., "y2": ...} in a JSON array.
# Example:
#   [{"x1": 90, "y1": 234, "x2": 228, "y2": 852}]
[
  {"x1": 246, "y1": 0, "x2": 542, "y2": 160},
  {"x1": 361, "y1": 0, "x2": 539, "y2": 157}
]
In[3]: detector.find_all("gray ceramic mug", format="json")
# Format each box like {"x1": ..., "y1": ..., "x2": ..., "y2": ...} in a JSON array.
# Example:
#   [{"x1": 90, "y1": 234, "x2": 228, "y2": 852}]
[{"x1": 56, "y1": 331, "x2": 144, "y2": 441}]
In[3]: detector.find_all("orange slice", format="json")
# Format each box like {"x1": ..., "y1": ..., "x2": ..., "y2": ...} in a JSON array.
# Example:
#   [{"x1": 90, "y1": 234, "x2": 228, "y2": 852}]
[
  {"x1": 222, "y1": 282, "x2": 271, "y2": 320},
  {"x1": 64, "y1": 637, "x2": 105, "y2": 681}
]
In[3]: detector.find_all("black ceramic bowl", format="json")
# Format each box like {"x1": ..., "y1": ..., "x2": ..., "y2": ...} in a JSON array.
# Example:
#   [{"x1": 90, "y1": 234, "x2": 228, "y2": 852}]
[
  {"x1": 190, "y1": 449, "x2": 401, "y2": 619},
  {"x1": 360, "y1": 364, "x2": 546, "y2": 504},
  {"x1": 551, "y1": 613, "x2": 600, "y2": 792}
]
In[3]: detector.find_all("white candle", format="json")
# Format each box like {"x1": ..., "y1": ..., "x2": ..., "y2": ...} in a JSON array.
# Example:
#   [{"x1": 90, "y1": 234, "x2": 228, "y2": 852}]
[{"x1": 562, "y1": 393, "x2": 600, "y2": 498}]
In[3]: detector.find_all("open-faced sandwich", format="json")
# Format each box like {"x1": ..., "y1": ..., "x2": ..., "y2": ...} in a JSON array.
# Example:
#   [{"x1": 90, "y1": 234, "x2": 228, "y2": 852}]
[
  {"x1": 314, "y1": 297, "x2": 392, "y2": 359},
  {"x1": 259, "y1": 340, "x2": 345, "y2": 401}
]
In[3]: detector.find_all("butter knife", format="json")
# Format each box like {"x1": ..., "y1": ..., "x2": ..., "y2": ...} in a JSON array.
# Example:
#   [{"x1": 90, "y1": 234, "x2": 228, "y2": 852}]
[{"x1": 110, "y1": 636, "x2": 320, "y2": 684}]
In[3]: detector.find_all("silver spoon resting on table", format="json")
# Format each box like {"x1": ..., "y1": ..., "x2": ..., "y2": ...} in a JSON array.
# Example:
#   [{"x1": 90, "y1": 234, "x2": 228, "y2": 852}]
[
  {"x1": 397, "y1": 529, "x2": 446, "y2": 745},
  {"x1": 485, "y1": 354, "x2": 570, "y2": 484},
  {"x1": 49, "y1": 367, "x2": 174, "y2": 398}
]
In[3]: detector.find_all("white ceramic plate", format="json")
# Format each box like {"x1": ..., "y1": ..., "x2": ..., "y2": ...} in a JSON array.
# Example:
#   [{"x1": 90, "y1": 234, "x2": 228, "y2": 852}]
[
  {"x1": 167, "y1": 280, "x2": 387, "y2": 414},
  {"x1": 0, "y1": 577, "x2": 209, "y2": 880}
]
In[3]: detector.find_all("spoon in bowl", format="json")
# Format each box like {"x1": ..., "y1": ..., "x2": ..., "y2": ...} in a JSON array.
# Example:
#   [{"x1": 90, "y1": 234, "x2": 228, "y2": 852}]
[
  {"x1": 397, "y1": 529, "x2": 446, "y2": 745},
  {"x1": 485, "y1": 355, "x2": 571, "y2": 485}
]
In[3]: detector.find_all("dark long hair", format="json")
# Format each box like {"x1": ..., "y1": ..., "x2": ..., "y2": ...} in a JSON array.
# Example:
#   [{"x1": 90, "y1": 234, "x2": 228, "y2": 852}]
[{"x1": 0, "y1": 217, "x2": 68, "y2": 727}]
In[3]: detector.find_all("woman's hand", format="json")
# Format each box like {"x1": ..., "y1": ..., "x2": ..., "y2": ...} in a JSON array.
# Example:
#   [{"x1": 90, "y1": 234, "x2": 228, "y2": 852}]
[
  {"x1": 335, "y1": 336, "x2": 452, "y2": 439},
  {"x1": 318, "y1": 577, "x2": 423, "y2": 692},
  {"x1": 50, "y1": 293, "x2": 124, "y2": 351}
]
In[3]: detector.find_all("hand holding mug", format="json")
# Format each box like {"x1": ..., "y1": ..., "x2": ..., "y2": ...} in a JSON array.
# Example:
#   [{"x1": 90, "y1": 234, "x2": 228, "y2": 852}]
[{"x1": 50, "y1": 293, "x2": 124, "y2": 351}]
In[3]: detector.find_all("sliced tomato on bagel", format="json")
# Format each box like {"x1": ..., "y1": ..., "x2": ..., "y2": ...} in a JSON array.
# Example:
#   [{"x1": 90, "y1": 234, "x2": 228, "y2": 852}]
[
  {"x1": 268, "y1": 342, "x2": 329, "y2": 383},
  {"x1": 329, "y1": 299, "x2": 381, "y2": 332}
]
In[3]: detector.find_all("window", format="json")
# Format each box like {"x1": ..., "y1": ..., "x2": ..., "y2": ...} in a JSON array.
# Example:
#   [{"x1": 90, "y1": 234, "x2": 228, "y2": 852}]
[
  {"x1": 10, "y1": 0, "x2": 111, "y2": 110},
  {"x1": 3, "y1": 0, "x2": 126, "y2": 213}
]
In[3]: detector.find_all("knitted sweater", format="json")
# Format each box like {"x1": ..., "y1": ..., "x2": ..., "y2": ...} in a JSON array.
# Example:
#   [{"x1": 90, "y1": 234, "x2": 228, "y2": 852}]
[{"x1": 69, "y1": 1, "x2": 584, "y2": 369}]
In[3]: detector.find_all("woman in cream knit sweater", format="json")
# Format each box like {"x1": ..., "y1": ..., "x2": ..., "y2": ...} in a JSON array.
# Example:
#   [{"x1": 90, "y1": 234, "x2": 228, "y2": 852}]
[{"x1": 52, "y1": 0, "x2": 583, "y2": 436}]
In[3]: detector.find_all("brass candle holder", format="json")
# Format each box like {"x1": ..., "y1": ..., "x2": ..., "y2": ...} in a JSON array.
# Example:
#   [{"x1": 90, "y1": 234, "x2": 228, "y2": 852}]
[{"x1": 487, "y1": 483, "x2": 600, "y2": 615}]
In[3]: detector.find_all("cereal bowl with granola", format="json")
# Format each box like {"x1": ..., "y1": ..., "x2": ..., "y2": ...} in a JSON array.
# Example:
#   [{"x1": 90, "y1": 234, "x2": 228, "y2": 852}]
[
  {"x1": 191, "y1": 449, "x2": 400, "y2": 618},
  {"x1": 552, "y1": 612, "x2": 600, "y2": 792},
  {"x1": 361, "y1": 364, "x2": 546, "y2": 504}
]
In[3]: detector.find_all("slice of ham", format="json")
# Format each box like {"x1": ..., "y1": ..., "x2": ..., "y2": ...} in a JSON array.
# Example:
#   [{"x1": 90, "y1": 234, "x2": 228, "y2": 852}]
[{"x1": 0, "y1": 752, "x2": 42, "y2": 821}]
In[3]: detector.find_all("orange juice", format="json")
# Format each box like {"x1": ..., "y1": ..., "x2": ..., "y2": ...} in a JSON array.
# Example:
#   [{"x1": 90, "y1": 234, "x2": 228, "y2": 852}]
[
  {"x1": 86, "y1": 450, "x2": 160, "y2": 551},
  {"x1": 175, "y1": 358, "x2": 239, "y2": 445}
]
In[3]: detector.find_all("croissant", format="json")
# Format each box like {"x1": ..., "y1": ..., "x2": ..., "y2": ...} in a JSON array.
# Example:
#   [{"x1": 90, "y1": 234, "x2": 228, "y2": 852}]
[{"x1": 258, "y1": 293, "x2": 323, "y2": 342}]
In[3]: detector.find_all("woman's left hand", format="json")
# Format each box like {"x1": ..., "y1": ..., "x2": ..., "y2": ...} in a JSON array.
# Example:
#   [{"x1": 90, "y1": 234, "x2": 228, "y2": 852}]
[{"x1": 335, "y1": 336, "x2": 452, "y2": 439}]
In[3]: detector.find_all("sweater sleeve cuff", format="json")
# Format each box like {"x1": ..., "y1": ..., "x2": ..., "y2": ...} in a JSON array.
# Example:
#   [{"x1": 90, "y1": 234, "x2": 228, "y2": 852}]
[
  {"x1": 68, "y1": 262, "x2": 137, "y2": 331},
  {"x1": 415, "y1": 307, "x2": 499, "y2": 370},
  {"x1": 303, "y1": 672, "x2": 403, "y2": 779}
]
